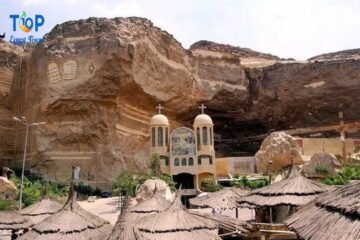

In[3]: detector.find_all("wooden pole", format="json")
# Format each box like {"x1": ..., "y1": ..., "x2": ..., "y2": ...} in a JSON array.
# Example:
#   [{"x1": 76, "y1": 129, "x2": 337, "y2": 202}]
[{"x1": 339, "y1": 112, "x2": 347, "y2": 165}]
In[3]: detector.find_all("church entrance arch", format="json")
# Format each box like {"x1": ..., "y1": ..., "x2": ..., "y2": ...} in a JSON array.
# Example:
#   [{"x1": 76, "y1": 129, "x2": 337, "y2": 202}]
[{"x1": 173, "y1": 173, "x2": 195, "y2": 189}]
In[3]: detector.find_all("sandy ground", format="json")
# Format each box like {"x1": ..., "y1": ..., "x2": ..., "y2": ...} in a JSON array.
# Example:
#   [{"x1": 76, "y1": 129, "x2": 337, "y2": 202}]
[{"x1": 78, "y1": 197, "x2": 121, "y2": 225}]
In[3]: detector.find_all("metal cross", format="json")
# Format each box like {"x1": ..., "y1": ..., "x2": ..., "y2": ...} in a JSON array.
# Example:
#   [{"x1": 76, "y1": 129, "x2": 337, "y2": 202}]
[
  {"x1": 199, "y1": 104, "x2": 206, "y2": 114},
  {"x1": 156, "y1": 104, "x2": 164, "y2": 114}
]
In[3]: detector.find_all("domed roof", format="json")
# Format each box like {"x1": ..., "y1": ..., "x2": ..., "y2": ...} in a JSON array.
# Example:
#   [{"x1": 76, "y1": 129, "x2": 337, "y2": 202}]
[
  {"x1": 194, "y1": 114, "x2": 213, "y2": 125},
  {"x1": 150, "y1": 114, "x2": 169, "y2": 125}
]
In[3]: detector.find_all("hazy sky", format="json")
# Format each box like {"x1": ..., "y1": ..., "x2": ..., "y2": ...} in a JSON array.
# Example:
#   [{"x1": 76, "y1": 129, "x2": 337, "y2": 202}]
[{"x1": 1, "y1": 0, "x2": 359, "y2": 59}]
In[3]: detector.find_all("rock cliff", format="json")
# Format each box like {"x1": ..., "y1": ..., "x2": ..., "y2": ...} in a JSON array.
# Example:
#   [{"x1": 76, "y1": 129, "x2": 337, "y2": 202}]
[{"x1": 0, "y1": 17, "x2": 359, "y2": 187}]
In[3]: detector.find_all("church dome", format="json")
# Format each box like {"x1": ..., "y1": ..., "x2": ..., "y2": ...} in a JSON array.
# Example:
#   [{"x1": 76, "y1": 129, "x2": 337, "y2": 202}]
[
  {"x1": 194, "y1": 114, "x2": 213, "y2": 125},
  {"x1": 150, "y1": 114, "x2": 169, "y2": 125}
]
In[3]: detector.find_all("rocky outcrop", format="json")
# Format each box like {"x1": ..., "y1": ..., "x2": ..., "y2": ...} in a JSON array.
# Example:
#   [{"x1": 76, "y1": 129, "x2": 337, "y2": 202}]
[
  {"x1": 302, "y1": 153, "x2": 340, "y2": 179},
  {"x1": 135, "y1": 178, "x2": 174, "y2": 203},
  {"x1": 0, "y1": 167, "x2": 17, "y2": 200},
  {"x1": 0, "y1": 17, "x2": 359, "y2": 187},
  {"x1": 255, "y1": 132, "x2": 305, "y2": 173}
]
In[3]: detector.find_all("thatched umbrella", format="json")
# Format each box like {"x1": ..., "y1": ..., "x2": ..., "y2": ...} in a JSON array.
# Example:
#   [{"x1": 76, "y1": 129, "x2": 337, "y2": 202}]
[
  {"x1": 135, "y1": 194, "x2": 223, "y2": 240},
  {"x1": 189, "y1": 187, "x2": 247, "y2": 218},
  {"x1": 237, "y1": 165, "x2": 329, "y2": 223},
  {"x1": 105, "y1": 197, "x2": 149, "y2": 240},
  {"x1": 238, "y1": 165, "x2": 328, "y2": 208},
  {"x1": 20, "y1": 187, "x2": 62, "y2": 224},
  {"x1": 0, "y1": 212, "x2": 33, "y2": 237},
  {"x1": 128, "y1": 186, "x2": 171, "y2": 220},
  {"x1": 18, "y1": 185, "x2": 112, "y2": 240},
  {"x1": 190, "y1": 187, "x2": 247, "y2": 210},
  {"x1": 190, "y1": 211, "x2": 260, "y2": 239},
  {"x1": 285, "y1": 181, "x2": 360, "y2": 240},
  {"x1": 106, "y1": 186, "x2": 172, "y2": 240}
]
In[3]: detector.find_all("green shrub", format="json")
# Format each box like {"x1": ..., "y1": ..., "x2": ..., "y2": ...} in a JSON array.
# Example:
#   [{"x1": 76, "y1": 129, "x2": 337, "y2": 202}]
[
  {"x1": 322, "y1": 166, "x2": 360, "y2": 185},
  {"x1": 200, "y1": 177, "x2": 223, "y2": 192},
  {"x1": 0, "y1": 199, "x2": 17, "y2": 211},
  {"x1": 231, "y1": 177, "x2": 269, "y2": 190},
  {"x1": 112, "y1": 170, "x2": 175, "y2": 197},
  {"x1": 315, "y1": 165, "x2": 329, "y2": 175}
]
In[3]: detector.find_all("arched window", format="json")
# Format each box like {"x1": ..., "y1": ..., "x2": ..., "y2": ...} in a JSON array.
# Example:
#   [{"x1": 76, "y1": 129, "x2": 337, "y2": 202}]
[
  {"x1": 202, "y1": 126, "x2": 208, "y2": 145},
  {"x1": 198, "y1": 156, "x2": 202, "y2": 165},
  {"x1": 188, "y1": 158, "x2": 194, "y2": 166},
  {"x1": 165, "y1": 127, "x2": 169, "y2": 146},
  {"x1": 151, "y1": 128, "x2": 156, "y2": 147},
  {"x1": 209, "y1": 127, "x2": 213, "y2": 145},
  {"x1": 160, "y1": 156, "x2": 169, "y2": 166},
  {"x1": 174, "y1": 158, "x2": 180, "y2": 167},
  {"x1": 174, "y1": 158, "x2": 180, "y2": 166},
  {"x1": 158, "y1": 127, "x2": 163, "y2": 146},
  {"x1": 196, "y1": 127, "x2": 201, "y2": 150},
  {"x1": 181, "y1": 158, "x2": 187, "y2": 166}
]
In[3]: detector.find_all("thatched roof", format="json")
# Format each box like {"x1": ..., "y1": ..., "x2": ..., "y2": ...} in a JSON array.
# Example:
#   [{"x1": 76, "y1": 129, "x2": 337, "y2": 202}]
[
  {"x1": 0, "y1": 212, "x2": 33, "y2": 231},
  {"x1": 129, "y1": 186, "x2": 171, "y2": 218},
  {"x1": 238, "y1": 165, "x2": 329, "y2": 207},
  {"x1": 106, "y1": 198, "x2": 149, "y2": 240},
  {"x1": 189, "y1": 187, "x2": 247, "y2": 210},
  {"x1": 18, "y1": 186, "x2": 112, "y2": 240},
  {"x1": 20, "y1": 196, "x2": 63, "y2": 224},
  {"x1": 135, "y1": 194, "x2": 221, "y2": 240},
  {"x1": 285, "y1": 181, "x2": 360, "y2": 240},
  {"x1": 190, "y1": 210, "x2": 258, "y2": 237}
]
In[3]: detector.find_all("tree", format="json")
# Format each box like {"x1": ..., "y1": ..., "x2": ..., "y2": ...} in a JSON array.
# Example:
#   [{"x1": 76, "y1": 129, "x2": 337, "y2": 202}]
[{"x1": 150, "y1": 154, "x2": 161, "y2": 177}]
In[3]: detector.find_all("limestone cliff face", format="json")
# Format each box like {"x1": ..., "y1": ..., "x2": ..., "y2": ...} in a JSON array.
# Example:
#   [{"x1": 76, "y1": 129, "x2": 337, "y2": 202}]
[{"x1": 0, "y1": 17, "x2": 359, "y2": 187}]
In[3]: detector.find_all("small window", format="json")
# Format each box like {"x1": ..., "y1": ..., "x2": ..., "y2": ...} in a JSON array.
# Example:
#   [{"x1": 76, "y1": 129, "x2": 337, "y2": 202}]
[
  {"x1": 209, "y1": 127, "x2": 213, "y2": 145},
  {"x1": 181, "y1": 158, "x2": 187, "y2": 166},
  {"x1": 198, "y1": 156, "x2": 202, "y2": 165},
  {"x1": 174, "y1": 158, "x2": 180, "y2": 166},
  {"x1": 209, "y1": 156, "x2": 213, "y2": 165},
  {"x1": 196, "y1": 127, "x2": 201, "y2": 150},
  {"x1": 158, "y1": 127, "x2": 163, "y2": 146},
  {"x1": 151, "y1": 128, "x2": 156, "y2": 147},
  {"x1": 189, "y1": 158, "x2": 194, "y2": 166},
  {"x1": 202, "y1": 126, "x2": 208, "y2": 145},
  {"x1": 160, "y1": 156, "x2": 169, "y2": 166},
  {"x1": 165, "y1": 127, "x2": 169, "y2": 146}
]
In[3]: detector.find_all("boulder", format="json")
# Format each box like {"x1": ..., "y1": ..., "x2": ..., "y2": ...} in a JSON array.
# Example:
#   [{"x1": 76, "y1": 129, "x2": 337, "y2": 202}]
[
  {"x1": 0, "y1": 167, "x2": 17, "y2": 200},
  {"x1": 135, "y1": 178, "x2": 174, "y2": 203},
  {"x1": 255, "y1": 132, "x2": 305, "y2": 173},
  {"x1": 302, "y1": 153, "x2": 340, "y2": 178}
]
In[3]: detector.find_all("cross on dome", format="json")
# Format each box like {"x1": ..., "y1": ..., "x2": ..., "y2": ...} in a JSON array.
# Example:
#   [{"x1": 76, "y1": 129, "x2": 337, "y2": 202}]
[
  {"x1": 199, "y1": 104, "x2": 206, "y2": 114},
  {"x1": 156, "y1": 104, "x2": 164, "y2": 114}
]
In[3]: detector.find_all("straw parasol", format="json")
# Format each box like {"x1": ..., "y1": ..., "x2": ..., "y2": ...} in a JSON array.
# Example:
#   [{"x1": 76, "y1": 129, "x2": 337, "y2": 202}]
[
  {"x1": 190, "y1": 211, "x2": 259, "y2": 238},
  {"x1": 238, "y1": 165, "x2": 329, "y2": 208},
  {"x1": 106, "y1": 197, "x2": 150, "y2": 240},
  {"x1": 189, "y1": 187, "x2": 247, "y2": 211},
  {"x1": 128, "y1": 185, "x2": 171, "y2": 220},
  {"x1": 285, "y1": 181, "x2": 360, "y2": 240},
  {"x1": 20, "y1": 187, "x2": 63, "y2": 224},
  {"x1": 107, "y1": 185, "x2": 171, "y2": 240},
  {"x1": 18, "y1": 185, "x2": 112, "y2": 240},
  {"x1": 0, "y1": 212, "x2": 33, "y2": 231},
  {"x1": 135, "y1": 194, "x2": 221, "y2": 240}
]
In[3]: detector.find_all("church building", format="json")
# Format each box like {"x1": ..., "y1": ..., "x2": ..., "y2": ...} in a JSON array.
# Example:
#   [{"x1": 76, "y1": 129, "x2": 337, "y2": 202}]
[{"x1": 150, "y1": 104, "x2": 216, "y2": 195}]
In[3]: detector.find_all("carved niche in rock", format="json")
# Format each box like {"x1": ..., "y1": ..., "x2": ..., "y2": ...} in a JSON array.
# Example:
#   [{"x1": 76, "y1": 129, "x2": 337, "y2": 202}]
[
  {"x1": 47, "y1": 62, "x2": 61, "y2": 83},
  {"x1": 62, "y1": 60, "x2": 78, "y2": 80}
]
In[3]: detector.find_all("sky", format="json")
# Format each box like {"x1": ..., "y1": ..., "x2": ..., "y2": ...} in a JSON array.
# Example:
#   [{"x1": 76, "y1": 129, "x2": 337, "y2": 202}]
[{"x1": 0, "y1": 0, "x2": 359, "y2": 60}]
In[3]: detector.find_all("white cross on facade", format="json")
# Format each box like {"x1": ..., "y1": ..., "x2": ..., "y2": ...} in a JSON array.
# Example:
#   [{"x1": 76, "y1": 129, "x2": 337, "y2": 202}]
[
  {"x1": 199, "y1": 104, "x2": 206, "y2": 114},
  {"x1": 156, "y1": 104, "x2": 164, "y2": 114}
]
